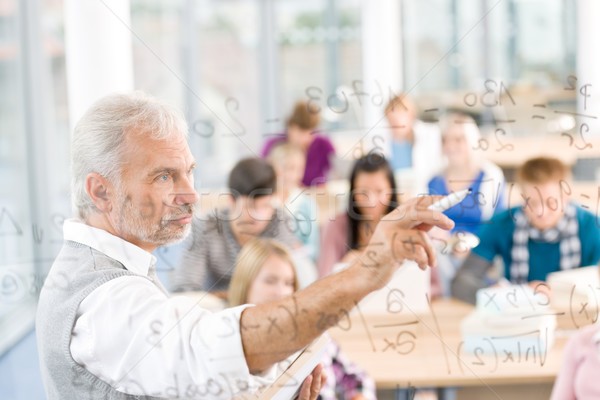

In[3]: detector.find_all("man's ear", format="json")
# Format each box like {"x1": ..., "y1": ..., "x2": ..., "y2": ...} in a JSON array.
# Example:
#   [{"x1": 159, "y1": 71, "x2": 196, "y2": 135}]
[{"x1": 85, "y1": 172, "x2": 114, "y2": 213}]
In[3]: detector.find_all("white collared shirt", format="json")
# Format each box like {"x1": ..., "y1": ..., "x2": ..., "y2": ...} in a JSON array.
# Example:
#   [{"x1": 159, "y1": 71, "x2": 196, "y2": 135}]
[{"x1": 66, "y1": 219, "x2": 271, "y2": 398}]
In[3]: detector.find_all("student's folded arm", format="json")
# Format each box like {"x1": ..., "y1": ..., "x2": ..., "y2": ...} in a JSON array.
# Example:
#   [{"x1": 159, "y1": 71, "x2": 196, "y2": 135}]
[{"x1": 451, "y1": 252, "x2": 493, "y2": 304}]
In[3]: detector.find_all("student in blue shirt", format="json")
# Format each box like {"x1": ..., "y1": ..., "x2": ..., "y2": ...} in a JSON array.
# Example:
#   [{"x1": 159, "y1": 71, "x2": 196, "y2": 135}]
[
  {"x1": 451, "y1": 157, "x2": 600, "y2": 304},
  {"x1": 428, "y1": 112, "x2": 506, "y2": 296},
  {"x1": 384, "y1": 95, "x2": 442, "y2": 194},
  {"x1": 427, "y1": 112, "x2": 506, "y2": 236}
]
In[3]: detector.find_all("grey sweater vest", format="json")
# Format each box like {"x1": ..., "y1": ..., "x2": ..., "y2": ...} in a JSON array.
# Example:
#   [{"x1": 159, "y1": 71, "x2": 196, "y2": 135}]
[{"x1": 36, "y1": 240, "x2": 166, "y2": 399}]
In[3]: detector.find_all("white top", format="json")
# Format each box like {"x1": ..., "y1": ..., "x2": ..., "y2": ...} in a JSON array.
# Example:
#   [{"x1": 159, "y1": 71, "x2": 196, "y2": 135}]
[
  {"x1": 411, "y1": 120, "x2": 443, "y2": 192},
  {"x1": 380, "y1": 120, "x2": 443, "y2": 196},
  {"x1": 66, "y1": 220, "x2": 274, "y2": 398}
]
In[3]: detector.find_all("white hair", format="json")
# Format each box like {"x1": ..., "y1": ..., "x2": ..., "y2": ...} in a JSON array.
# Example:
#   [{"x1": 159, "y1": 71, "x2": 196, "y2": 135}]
[{"x1": 71, "y1": 92, "x2": 189, "y2": 220}]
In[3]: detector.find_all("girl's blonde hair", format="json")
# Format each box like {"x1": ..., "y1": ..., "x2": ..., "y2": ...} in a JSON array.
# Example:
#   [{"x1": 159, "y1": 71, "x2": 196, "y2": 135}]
[
  {"x1": 267, "y1": 142, "x2": 305, "y2": 169},
  {"x1": 228, "y1": 238, "x2": 299, "y2": 306},
  {"x1": 385, "y1": 94, "x2": 417, "y2": 117}
]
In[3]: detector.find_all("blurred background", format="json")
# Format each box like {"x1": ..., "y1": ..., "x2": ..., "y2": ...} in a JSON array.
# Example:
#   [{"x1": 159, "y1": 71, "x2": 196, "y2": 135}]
[{"x1": 1, "y1": 0, "x2": 598, "y2": 398}]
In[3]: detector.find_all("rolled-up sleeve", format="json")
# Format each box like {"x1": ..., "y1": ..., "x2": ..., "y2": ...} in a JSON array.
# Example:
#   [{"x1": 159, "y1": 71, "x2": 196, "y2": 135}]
[{"x1": 71, "y1": 275, "x2": 272, "y2": 399}]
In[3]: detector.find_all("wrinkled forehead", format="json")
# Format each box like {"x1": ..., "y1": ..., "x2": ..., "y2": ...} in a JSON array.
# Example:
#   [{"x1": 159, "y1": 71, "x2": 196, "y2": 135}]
[
  {"x1": 124, "y1": 123, "x2": 188, "y2": 150},
  {"x1": 119, "y1": 130, "x2": 193, "y2": 175}
]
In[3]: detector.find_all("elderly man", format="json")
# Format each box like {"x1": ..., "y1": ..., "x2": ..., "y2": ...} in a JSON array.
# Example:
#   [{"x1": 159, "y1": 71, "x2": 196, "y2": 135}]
[{"x1": 36, "y1": 92, "x2": 453, "y2": 399}]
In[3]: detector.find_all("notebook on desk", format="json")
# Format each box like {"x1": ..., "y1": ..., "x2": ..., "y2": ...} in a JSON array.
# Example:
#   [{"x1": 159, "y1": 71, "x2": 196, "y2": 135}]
[
  {"x1": 547, "y1": 265, "x2": 600, "y2": 310},
  {"x1": 462, "y1": 284, "x2": 557, "y2": 355}
]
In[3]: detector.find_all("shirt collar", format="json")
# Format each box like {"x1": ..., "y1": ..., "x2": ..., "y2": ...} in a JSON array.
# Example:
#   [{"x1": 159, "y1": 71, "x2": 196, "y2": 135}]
[{"x1": 63, "y1": 219, "x2": 156, "y2": 276}]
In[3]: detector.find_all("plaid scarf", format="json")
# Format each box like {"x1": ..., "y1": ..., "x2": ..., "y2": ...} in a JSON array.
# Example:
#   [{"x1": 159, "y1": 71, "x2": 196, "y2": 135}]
[{"x1": 510, "y1": 203, "x2": 580, "y2": 283}]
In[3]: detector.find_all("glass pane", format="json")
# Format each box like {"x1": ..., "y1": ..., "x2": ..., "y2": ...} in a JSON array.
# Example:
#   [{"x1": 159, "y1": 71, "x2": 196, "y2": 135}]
[
  {"x1": 401, "y1": 0, "x2": 576, "y2": 137},
  {"x1": 43, "y1": 0, "x2": 71, "y2": 225},
  {"x1": 0, "y1": 0, "x2": 69, "y2": 339},
  {"x1": 402, "y1": 0, "x2": 455, "y2": 93},
  {"x1": 192, "y1": 0, "x2": 261, "y2": 183},
  {"x1": 276, "y1": 0, "x2": 362, "y2": 132},
  {"x1": 0, "y1": 0, "x2": 34, "y2": 320},
  {"x1": 130, "y1": 0, "x2": 185, "y2": 110},
  {"x1": 131, "y1": 0, "x2": 262, "y2": 187}
]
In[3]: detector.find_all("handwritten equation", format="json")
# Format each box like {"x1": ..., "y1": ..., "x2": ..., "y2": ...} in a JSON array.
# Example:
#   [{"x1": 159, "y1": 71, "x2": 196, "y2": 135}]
[
  {"x1": 186, "y1": 75, "x2": 597, "y2": 165},
  {"x1": 326, "y1": 284, "x2": 599, "y2": 382}
]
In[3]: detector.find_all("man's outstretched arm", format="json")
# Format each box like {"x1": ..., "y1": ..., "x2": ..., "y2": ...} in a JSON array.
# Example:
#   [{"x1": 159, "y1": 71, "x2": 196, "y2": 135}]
[{"x1": 240, "y1": 196, "x2": 455, "y2": 373}]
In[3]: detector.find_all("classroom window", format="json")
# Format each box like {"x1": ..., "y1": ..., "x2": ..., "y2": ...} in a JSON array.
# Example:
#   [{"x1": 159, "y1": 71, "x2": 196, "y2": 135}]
[{"x1": 0, "y1": 0, "x2": 70, "y2": 355}]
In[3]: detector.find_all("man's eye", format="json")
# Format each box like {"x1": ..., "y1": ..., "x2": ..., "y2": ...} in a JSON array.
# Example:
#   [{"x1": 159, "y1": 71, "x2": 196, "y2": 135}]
[{"x1": 158, "y1": 174, "x2": 169, "y2": 181}]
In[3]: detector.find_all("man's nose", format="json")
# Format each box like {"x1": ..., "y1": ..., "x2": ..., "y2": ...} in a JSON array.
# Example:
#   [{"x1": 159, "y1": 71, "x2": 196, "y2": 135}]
[{"x1": 174, "y1": 177, "x2": 200, "y2": 205}]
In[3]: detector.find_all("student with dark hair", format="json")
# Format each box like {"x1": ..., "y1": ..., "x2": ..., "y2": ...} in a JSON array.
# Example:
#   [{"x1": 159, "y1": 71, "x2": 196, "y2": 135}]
[
  {"x1": 172, "y1": 157, "x2": 299, "y2": 294},
  {"x1": 318, "y1": 154, "x2": 399, "y2": 277},
  {"x1": 451, "y1": 156, "x2": 600, "y2": 304},
  {"x1": 261, "y1": 100, "x2": 335, "y2": 187}
]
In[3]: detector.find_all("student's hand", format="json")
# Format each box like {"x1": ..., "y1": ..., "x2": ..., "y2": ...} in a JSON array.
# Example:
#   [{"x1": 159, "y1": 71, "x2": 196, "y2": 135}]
[
  {"x1": 351, "y1": 395, "x2": 368, "y2": 400},
  {"x1": 357, "y1": 196, "x2": 455, "y2": 292},
  {"x1": 297, "y1": 364, "x2": 327, "y2": 400},
  {"x1": 528, "y1": 280, "x2": 552, "y2": 302}
]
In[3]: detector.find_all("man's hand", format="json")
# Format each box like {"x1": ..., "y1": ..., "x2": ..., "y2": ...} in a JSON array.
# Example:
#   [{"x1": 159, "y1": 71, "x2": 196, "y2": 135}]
[
  {"x1": 240, "y1": 196, "x2": 455, "y2": 373},
  {"x1": 353, "y1": 196, "x2": 455, "y2": 292},
  {"x1": 297, "y1": 364, "x2": 326, "y2": 400}
]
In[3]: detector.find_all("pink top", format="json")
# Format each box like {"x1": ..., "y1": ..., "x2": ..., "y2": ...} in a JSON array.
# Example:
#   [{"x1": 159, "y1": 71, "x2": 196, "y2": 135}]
[
  {"x1": 551, "y1": 324, "x2": 600, "y2": 400},
  {"x1": 318, "y1": 213, "x2": 350, "y2": 278}
]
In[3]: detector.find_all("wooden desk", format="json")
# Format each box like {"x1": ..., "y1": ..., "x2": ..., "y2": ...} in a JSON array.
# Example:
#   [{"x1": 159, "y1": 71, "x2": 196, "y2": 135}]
[
  {"x1": 481, "y1": 136, "x2": 585, "y2": 170},
  {"x1": 479, "y1": 135, "x2": 600, "y2": 182},
  {"x1": 328, "y1": 298, "x2": 568, "y2": 397}
]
